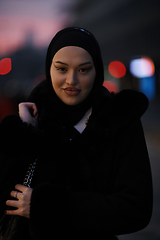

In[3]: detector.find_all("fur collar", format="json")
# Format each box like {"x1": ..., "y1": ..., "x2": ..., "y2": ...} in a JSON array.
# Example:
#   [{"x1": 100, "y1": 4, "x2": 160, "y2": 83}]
[
  {"x1": 28, "y1": 80, "x2": 148, "y2": 134},
  {"x1": 92, "y1": 88, "x2": 148, "y2": 124},
  {"x1": 85, "y1": 88, "x2": 149, "y2": 142},
  {"x1": 75, "y1": 89, "x2": 149, "y2": 161}
]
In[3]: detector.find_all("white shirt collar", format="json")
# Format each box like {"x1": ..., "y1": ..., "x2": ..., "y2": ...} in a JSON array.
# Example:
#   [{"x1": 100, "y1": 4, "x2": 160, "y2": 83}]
[{"x1": 74, "y1": 108, "x2": 92, "y2": 133}]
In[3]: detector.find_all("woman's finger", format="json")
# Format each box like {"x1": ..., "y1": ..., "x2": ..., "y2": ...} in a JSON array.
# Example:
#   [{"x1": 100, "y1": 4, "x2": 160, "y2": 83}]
[
  {"x1": 5, "y1": 209, "x2": 19, "y2": 216},
  {"x1": 32, "y1": 104, "x2": 38, "y2": 116},
  {"x1": 10, "y1": 190, "x2": 20, "y2": 199},
  {"x1": 15, "y1": 184, "x2": 28, "y2": 192},
  {"x1": 18, "y1": 103, "x2": 39, "y2": 126},
  {"x1": 6, "y1": 200, "x2": 19, "y2": 208},
  {"x1": 22, "y1": 102, "x2": 38, "y2": 113},
  {"x1": 6, "y1": 184, "x2": 32, "y2": 218},
  {"x1": 30, "y1": 104, "x2": 39, "y2": 120}
]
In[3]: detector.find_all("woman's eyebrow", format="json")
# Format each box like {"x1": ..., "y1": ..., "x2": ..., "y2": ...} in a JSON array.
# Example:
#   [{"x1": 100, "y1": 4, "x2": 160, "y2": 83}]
[
  {"x1": 55, "y1": 61, "x2": 92, "y2": 66},
  {"x1": 55, "y1": 61, "x2": 68, "y2": 66},
  {"x1": 79, "y1": 62, "x2": 92, "y2": 66}
]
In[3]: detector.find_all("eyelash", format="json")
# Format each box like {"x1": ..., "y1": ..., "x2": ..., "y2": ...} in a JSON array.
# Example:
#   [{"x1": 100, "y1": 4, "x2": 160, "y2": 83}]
[
  {"x1": 55, "y1": 67, "x2": 91, "y2": 73},
  {"x1": 56, "y1": 67, "x2": 67, "y2": 72},
  {"x1": 79, "y1": 68, "x2": 90, "y2": 73}
]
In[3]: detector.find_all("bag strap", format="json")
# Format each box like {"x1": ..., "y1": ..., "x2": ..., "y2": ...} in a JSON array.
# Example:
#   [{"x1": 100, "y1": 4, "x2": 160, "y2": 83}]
[{"x1": 23, "y1": 158, "x2": 38, "y2": 187}]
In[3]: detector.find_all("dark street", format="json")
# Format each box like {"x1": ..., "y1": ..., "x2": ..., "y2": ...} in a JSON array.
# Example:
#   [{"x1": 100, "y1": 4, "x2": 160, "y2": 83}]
[{"x1": 0, "y1": 1, "x2": 160, "y2": 239}]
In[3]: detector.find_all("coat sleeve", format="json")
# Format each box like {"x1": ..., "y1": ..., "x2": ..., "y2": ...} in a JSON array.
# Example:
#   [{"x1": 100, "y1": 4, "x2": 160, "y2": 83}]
[
  {"x1": 106, "y1": 119, "x2": 153, "y2": 234},
  {"x1": 0, "y1": 115, "x2": 41, "y2": 219},
  {"x1": 0, "y1": 115, "x2": 41, "y2": 157},
  {"x1": 29, "y1": 119, "x2": 153, "y2": 239}
]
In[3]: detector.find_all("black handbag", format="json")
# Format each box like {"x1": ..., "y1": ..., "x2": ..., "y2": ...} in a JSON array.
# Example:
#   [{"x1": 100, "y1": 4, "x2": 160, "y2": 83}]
[{"x1": 0, "y1": 158, "x2": 37, "y2": 240}]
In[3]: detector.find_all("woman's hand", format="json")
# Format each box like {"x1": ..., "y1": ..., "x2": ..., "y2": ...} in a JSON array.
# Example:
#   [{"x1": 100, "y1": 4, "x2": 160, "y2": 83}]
[
  {"x1": 19, "y1": 102, "x2": 39, "y2": 127},
  {"x1": 5, "y1": 184, "x2": 33, "y2": 219}
]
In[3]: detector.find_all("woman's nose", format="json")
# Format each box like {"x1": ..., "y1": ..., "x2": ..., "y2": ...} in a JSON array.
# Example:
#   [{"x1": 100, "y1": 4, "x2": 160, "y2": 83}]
[{"x1": 66, "y1": 70, "x2": 78, "y2": 85}]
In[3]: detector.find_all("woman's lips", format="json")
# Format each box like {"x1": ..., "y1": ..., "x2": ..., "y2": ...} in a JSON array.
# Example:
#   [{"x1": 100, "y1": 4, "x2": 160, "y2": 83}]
[{"x1": 63, "y1": 87, "x2": 81, "y2": 96}]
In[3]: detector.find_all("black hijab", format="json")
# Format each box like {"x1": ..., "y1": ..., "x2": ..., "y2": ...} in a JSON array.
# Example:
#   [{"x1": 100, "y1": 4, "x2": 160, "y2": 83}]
[
  {"x1": 46, "y1": 27, "x2": 104, "y2": 90},
  {"x1": 29, "y1": 27, "x2": 107, "y2": 128}
]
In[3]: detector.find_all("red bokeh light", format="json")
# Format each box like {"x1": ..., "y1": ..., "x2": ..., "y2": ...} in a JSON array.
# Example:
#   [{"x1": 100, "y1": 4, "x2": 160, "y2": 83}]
[
  {"x1": 0, "y1": 58, "x2": 12, "y2": 75},
  {"x1": 108, "y1": 61, "x2": 126, "y2": 78},
  {"x1": 0, "y1": 96, "x2": 17, "y2": 121},
  {"x1": 103, "y1": 81, "x2": 118, "y2": 93}
]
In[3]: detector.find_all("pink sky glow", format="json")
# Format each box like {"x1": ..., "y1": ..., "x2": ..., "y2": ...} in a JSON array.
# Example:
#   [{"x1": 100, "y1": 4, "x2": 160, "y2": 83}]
[{"x1": 0, "y1": 0, "x2": 74, "y2": 56}]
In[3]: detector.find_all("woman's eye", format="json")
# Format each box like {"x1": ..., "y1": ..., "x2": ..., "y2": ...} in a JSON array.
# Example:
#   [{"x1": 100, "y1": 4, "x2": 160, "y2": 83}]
[
  {"x1": 57, "y1": 67, "x2": 67, "y2": 72},
  {"x1": 79, "y1": 68, "x2": 88, "y2": 73},
  {"x1": 54, "y1": 65, "x2": 67, "y2": 72}
]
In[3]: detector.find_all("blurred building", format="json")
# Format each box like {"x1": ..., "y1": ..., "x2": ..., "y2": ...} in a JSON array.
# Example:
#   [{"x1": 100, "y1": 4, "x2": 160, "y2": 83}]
[
  {"x1": 72, "y1": 0, "x2": 160, "y2": 97},
  {"x1": 0, "y1": 0, "x2": 160, "y2": 120}
]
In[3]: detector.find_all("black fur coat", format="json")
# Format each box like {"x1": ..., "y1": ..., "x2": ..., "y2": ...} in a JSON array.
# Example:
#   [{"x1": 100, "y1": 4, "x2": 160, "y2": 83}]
[{"x1": 0, "y1": 82, "x2": 153, "y2": 240}]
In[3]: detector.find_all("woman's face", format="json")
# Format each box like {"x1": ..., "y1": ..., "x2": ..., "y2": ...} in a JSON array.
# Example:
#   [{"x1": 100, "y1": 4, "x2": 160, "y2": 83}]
[{"x1": 50, "y1": 46, "x2": 96, "y2": 105}]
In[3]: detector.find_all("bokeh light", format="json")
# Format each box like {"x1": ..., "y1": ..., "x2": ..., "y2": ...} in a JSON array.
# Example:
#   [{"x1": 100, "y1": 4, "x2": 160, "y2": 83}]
[
  {"x1": 0, "y1": 96, "x2": 16, "y2": 121},
  {"x1": 130, "y1": 57, "x2": 155, "y2": 78},
  {"x1": 108, "y1": 61, "x2": 126, "y2": 78},
  {"x1": 103, "y1": 81, "x2": 119, "y2": 93},
  {"x1": 0, "y1": 58, "x2": 12, "y2": 75},
  {"x1": 139, "y1": 76, "x2": 156, "y2": 100}
]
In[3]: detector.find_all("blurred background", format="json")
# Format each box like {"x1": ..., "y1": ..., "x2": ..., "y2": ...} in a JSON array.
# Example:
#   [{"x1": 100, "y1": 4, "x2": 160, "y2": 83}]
[{"x1": 0, "y1": 0, "x2": 160, "y2": 239}]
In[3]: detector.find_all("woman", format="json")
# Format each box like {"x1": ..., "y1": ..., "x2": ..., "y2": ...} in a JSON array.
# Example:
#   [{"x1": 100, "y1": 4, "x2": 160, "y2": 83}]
[{"x1": 0, "y1": 27, "x2": 152, "y2": 240}]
